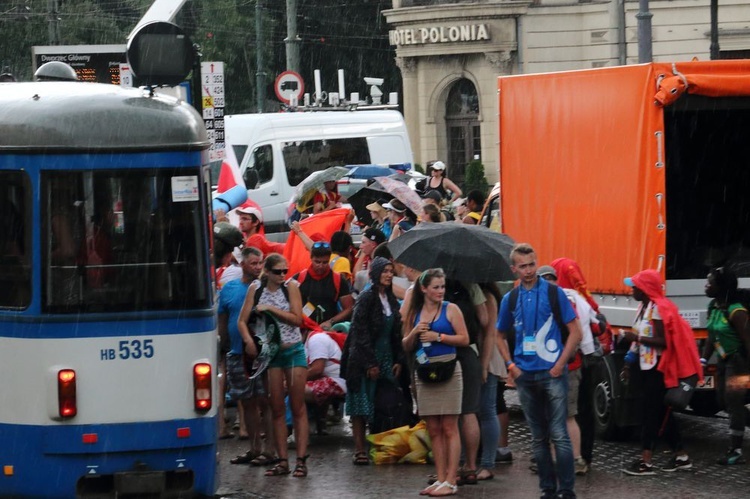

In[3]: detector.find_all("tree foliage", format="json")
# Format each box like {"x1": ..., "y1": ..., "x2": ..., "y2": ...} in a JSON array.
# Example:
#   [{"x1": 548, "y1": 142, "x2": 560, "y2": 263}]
[
  {"x1": 1, "y1": 0, "x2": 400, "y2": 115},
  {"x1": 463, "y1": 159, "x2": 489, "y2": 197}
]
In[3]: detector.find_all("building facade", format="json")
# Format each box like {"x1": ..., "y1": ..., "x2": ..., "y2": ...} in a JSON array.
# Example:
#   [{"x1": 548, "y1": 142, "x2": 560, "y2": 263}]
[{"x1": 384, "y1": 0, "x2": 750, "y2": 185}]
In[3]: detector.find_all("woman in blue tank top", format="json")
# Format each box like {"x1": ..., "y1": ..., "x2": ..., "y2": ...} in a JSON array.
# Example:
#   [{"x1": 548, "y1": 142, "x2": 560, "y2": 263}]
[{"x1": 403, "y1": 268, "x2": 469, "y2": 496}]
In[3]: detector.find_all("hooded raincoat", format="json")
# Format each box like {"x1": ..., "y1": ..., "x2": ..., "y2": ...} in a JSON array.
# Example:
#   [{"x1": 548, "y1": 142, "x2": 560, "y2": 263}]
[{"x1": 629, "y1": 269, "x2": 703, "y2": 388}]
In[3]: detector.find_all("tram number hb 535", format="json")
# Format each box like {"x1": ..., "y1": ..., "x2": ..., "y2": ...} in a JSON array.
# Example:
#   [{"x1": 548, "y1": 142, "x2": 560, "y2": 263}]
[{"x1": 100, "y1": 339, "x2": 155, "y2": 361}]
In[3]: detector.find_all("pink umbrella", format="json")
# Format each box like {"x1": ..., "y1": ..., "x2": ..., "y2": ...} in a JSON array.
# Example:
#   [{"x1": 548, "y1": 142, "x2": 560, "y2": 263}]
[{"x1": 373, "y1": 176, "x2": 423, "y2": 215}]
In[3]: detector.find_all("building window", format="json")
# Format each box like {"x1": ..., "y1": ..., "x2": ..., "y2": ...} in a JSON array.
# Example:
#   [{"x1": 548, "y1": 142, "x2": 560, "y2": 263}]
[
  {"x1": 720, "y1": 49, "x2": 750, "y2": 59},
  {"x1": 445, "y1": 79, "x2": 480, "y2": 185}
]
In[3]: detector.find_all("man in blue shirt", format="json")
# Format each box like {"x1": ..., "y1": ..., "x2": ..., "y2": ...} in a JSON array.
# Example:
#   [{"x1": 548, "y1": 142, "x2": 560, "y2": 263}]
[
  {"x1": 218, "y1": 246, "x2": 274, "y2": 465},
  {"x1": 496, "y1": 243, "x2": 582, "y2": 499}
]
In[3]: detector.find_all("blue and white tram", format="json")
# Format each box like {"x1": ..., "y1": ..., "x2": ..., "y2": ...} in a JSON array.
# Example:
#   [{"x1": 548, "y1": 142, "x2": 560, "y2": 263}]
[{"x1": 0, "y1": 81, "x2": 218, "y2": 498}]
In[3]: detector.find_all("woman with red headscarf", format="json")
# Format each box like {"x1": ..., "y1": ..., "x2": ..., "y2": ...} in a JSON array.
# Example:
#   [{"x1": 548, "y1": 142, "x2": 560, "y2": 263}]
[{"x1": 619, "y1": 269, "x2": 702, "y2": 476}]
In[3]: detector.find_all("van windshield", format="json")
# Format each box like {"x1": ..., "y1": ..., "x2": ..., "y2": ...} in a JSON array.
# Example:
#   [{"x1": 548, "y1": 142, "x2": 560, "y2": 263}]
[{"x1": 282, "y1": 138, "x2": 370, "y2": 186}]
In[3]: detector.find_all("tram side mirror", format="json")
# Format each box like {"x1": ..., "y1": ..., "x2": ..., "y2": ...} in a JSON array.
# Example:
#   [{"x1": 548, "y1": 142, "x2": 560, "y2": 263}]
[{"x1": 127, "y1": 21, "x2": 194, "y2": 87}]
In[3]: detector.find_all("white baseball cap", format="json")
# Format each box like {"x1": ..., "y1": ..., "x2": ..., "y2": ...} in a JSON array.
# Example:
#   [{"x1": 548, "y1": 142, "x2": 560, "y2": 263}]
[
  {"x1": 431, "y1": 161, "x2": 446, "y2": 171},
  {"x1": 236, "y1": 205, "x2": 263, "y2": 223}
]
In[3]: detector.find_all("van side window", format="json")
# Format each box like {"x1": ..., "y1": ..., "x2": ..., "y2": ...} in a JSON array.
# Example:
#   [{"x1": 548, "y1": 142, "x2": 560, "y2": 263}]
[
  {"x1": 282, "y1": 138, "x2": 370, "y2": 186},
  {"x1": 244, "y1": 144, "x2": 273, "y2": 189}
]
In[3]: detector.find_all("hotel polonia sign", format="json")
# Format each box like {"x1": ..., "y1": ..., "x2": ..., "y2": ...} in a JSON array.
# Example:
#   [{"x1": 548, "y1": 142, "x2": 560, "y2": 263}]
[{"x1": 389, "y1": 24, "x2": 490, "y2": 46}]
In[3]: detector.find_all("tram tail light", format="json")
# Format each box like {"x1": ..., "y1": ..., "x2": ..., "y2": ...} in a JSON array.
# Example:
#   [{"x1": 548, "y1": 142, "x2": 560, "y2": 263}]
[
  {"x1": 193, "y1": 363, "x2": 212, "y2": 411},
  {"x1": 58, "y1": 369, "x2": 77, "y2": 418}
]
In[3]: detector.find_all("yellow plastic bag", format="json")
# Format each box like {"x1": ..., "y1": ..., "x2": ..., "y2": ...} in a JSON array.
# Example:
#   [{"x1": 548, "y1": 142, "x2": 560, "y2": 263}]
[{"x1": 367, "y1": 420, "x2": 432, "y2": 465}]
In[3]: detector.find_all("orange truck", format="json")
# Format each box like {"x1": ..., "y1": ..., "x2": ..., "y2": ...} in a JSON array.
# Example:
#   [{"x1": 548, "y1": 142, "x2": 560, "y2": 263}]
[{"x1": 487, "y1": 60, "x2": 750, "y2": 438}]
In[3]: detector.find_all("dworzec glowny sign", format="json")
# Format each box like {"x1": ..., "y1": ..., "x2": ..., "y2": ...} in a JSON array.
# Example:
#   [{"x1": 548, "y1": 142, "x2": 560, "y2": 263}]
[{"x1": 389, "y1": 24, "x2": 490, "y2": 46}]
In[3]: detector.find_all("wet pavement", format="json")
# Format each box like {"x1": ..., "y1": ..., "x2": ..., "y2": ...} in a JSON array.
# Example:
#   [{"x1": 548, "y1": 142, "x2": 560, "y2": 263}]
[{"x1": 216, "y1": 393, "x2": 750, "y2": 499}]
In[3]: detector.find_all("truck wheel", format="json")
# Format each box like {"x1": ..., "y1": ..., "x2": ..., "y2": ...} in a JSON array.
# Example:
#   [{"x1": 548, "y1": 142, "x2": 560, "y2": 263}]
[{"x1": 592, "y1": 360, "x2": 628, "y2": 440}]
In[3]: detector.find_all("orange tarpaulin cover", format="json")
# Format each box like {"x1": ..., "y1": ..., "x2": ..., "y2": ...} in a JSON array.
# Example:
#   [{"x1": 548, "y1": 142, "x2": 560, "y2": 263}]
[
  {"x1": 283, "y1": 208, "x2": 350, "y2": 277},
  {"x1": 497, "y1": 60, "x2": 750, "y2": 295}
]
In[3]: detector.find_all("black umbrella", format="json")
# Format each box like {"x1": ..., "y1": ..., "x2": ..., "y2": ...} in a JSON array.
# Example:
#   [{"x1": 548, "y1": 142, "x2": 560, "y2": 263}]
[
  {"x1": 346, "y1": 186, "x2": 392, "y2": 227},
  {"x1": 388, "y1": 223, "x2": 516, "y2": 282}
]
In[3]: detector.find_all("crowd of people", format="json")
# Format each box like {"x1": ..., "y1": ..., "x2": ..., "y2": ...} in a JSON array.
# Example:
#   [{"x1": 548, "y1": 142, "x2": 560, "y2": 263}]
[{"x1": 213, "y1": 160, "x2": 747, "y2": 499}]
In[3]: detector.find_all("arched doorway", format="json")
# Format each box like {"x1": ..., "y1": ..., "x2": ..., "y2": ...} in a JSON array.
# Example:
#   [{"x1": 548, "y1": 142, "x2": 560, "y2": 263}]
[{"x1": 445, "y1": 79, "x2": 480, "y2": 185}]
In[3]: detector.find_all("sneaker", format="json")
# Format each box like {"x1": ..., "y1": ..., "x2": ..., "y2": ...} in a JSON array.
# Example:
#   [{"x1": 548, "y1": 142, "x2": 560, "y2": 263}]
[
  {"x1": 495, "y1": 449, "x2": 514, "y2": 464},
  {"x1": 622, "y1": 459, "x2": 656, "y2": 476},
  {"x1": 574, "y1": 457, "x2": 589, "y2": 476},
  {"x1": 662, "y1": 455, "x2": 692, "y2": 472},
  {"x1": 540, "y1": 490, "x2": 556, "y2": 499},
  {"x1": 717, "y1": 449, "x2": 746, "y2": 465},
  {"x1": 529, "y1": 457, "x2": 538, "y2": 474}
]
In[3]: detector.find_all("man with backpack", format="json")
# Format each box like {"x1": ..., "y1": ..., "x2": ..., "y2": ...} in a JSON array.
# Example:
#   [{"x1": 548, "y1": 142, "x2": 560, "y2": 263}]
[
  {"x1": 496, "y1": 243, "x2": 582, "y2": 499},
  {"x1": 293, "y1": 241, "x2": 354, "y2": 330}
]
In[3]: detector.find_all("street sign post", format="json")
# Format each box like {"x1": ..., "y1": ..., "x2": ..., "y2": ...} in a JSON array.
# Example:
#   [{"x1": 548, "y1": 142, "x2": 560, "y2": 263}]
[
  {"x1": 201, "y1": 61, "x2": 226, "y2": 162},
  {"x1": 274, "y1": 70, "x2": 304, "y2": 105}
]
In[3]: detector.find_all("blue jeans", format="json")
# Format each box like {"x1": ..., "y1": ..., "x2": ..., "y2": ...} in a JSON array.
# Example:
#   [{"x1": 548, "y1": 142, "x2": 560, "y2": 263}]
[
  {"x1": 516, "y1": 369, "x2": 575, "y2": 496},
  {"x1": 479, "y1": 373, "x2": 499, "y2": 468}
]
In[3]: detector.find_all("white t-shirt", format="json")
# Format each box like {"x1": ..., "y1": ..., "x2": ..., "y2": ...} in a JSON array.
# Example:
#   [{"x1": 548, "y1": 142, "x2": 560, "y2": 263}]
[
  {"x1": 306, "y1": 332, "x2": 346, "y2": 391},
  {"x1": 631, "y1": 301, "x2": 661, "y2": 370},
  {"x1": 562, "y1": 289, "x2": 597, "y2": 355}
]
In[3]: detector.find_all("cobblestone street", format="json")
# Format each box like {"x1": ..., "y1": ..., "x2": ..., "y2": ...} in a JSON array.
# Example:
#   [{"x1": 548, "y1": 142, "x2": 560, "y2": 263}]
[{"x1": 216, "y1": 392, "x2": 750, "y2": 499}]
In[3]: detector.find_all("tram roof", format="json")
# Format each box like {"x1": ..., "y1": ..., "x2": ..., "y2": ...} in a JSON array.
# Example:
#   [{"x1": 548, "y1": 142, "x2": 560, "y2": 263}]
[{"x1": 0, "y1": 82, "x2": 209, "y2": 152}]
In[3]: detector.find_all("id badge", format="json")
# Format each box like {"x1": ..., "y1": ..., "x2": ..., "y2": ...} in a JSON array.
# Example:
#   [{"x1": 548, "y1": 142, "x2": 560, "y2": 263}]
[
  {"x1": 302, "y1": 301, "x2": 315, "y2": 317},
  {"x1": 523, "y1": 335, "x2": 537, "y2": 354}
]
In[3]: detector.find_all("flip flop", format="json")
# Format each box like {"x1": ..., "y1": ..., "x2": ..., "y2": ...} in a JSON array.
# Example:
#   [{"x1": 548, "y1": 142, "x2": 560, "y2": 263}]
[
  {"x1": 476, "y1": 468, "x2": 494, "y2": 481},
  {"x1": 218, "y1": 433, "x2": 234, "y2": 440}
]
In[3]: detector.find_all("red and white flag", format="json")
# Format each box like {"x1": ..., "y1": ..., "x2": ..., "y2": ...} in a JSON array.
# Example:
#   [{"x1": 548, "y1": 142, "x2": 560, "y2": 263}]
[{"x1": 216, "y1": 146, "x2": 244, "y2": 194}]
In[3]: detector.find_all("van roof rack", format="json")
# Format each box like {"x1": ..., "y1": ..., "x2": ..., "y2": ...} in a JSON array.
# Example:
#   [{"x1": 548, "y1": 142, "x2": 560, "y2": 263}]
[{"x1": 280, "y1": 70, "x2": 399, "y2": 112}]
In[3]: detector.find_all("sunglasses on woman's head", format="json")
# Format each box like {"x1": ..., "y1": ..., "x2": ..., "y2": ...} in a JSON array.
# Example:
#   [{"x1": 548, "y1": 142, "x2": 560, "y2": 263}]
[
  {"x1": 269, "y1": 268, "x2": 288, "y2": 276},
  {"x1": 312, "y1": 241, "x2": 330, "y2": 249}
]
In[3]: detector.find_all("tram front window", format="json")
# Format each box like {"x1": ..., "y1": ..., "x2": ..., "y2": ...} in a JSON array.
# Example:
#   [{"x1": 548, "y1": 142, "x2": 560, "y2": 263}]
[
  {"x1": 0, "y1": 172, "x2": 31, "y2": 309},
  {"x1": 42, "y1": 169, "x2": 210, "y2": 313}
]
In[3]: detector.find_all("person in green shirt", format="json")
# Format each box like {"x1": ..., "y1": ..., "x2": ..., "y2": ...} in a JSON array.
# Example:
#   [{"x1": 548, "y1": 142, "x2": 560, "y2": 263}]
[{"x1": 703, "y1": 267, "x2": 750, "y2": 465}]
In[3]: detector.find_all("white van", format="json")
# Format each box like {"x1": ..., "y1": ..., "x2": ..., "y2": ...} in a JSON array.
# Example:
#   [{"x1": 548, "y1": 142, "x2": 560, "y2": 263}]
[{"x1": 225, "y1": 110, "x2": 413, "y2": 238}]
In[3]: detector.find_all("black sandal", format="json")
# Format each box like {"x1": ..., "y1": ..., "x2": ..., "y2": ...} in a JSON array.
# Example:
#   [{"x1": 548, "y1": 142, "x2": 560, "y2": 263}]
[
  {"x1": 352, "y1": 451, "x2": 369, "y2": 465},
  {"x1": 264, "y1": 458, "x2": 290, "y2": 476},
  {"x1": 457, "y1": 469, "x2": 478, "y2": 485},
  {"x1": 250, "y1": 452, "x2": 276, "y2": 466},
  {"x1": 292, "y1": 454, "x2": 310, "y2": 477},
  {"x1": 230, "y1": 450, "x2": 257, "y2": 465}
]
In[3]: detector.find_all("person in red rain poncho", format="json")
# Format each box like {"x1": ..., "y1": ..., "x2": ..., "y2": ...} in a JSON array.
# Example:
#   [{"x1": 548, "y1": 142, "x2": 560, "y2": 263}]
[{"x1": 620, "y1": 269, "x2": 703, "y2": 476}]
